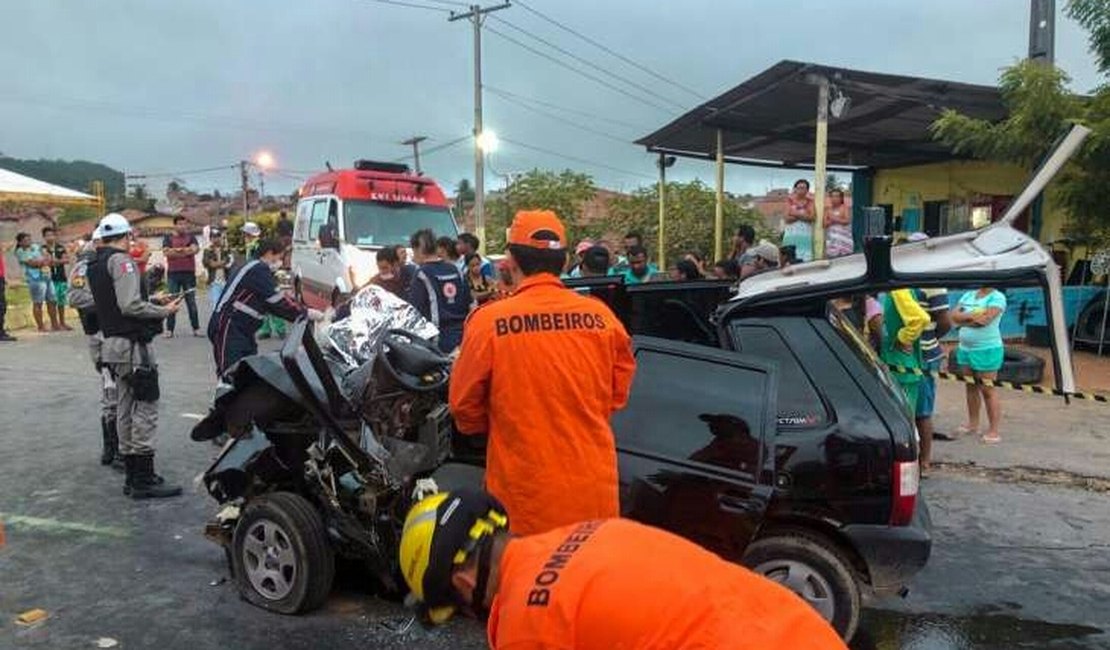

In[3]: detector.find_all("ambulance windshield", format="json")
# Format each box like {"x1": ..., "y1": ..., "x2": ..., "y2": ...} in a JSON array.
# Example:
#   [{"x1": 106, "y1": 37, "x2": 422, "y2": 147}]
[{"x1": 344, "y1": 201, "x2": 458, "y2": 247}]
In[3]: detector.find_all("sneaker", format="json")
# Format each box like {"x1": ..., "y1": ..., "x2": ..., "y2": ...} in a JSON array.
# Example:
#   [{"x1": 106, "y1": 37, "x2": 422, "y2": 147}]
[{"x1": 0, "y1": 332, "x2": 16, "y2": 342}]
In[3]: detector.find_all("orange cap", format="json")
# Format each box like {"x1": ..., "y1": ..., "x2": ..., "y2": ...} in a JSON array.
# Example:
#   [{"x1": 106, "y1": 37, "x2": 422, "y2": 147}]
[{"x1": 507, "y1": 210, "x2": 566, "y2": 250}]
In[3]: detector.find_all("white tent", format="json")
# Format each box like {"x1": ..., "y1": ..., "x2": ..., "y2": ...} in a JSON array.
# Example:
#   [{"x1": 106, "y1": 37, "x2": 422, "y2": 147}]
[{"x1": 0, "y1": 167, "x2": 100, "y2": 206}]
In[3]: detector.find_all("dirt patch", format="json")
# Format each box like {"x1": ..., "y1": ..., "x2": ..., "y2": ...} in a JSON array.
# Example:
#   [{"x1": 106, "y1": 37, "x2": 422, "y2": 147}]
[{"x1": 934, "y1": 461, "x2": 1110, "y2": 493}]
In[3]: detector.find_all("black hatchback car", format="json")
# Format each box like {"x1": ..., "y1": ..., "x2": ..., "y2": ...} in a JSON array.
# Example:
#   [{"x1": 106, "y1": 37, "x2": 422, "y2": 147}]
[
  {"x1": 560, "y1": 274, "x2": 927, "y2": 641},
  {"x1": 444, "y1": 226, "x2": 1077, "y2": 641}
]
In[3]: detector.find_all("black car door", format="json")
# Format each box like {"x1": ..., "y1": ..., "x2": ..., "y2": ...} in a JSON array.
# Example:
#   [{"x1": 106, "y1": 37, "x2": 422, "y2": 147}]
[{"x1": 613, "y1": 336, "x2": 778, "y2": 562}]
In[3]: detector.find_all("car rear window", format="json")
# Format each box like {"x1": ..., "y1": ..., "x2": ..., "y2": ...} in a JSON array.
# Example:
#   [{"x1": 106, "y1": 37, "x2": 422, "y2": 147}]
[
  {"x1": 729, "y1": 324, "x2": 829, "y2": 428},
  {"x1": 826, "y1": 307, "x2": 910, "y2": 413}
]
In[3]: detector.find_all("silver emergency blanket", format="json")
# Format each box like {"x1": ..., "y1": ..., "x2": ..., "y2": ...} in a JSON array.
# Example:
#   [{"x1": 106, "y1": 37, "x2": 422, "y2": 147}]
[{"x1": 326, "y1": 284, "x2": 439, "y2": 365}]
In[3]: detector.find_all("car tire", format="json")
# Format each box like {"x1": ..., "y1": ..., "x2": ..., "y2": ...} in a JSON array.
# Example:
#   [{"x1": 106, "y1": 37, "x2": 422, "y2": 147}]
[
  {"x1": 742, "y1": 531, "x2": 861, "y2": 641},
  {"x1": 1075, "y1": 296, "x2": 1110, "y2": 349},
  {"x1": 947, "y1": 347, "x2": 1046, "y2": 385},
  {"x1": 231, "y1": 492, "x2": 335, "y2": 614},
  {"x1": 996, "y1": 348, "x2": 1044, "y2": 385}
]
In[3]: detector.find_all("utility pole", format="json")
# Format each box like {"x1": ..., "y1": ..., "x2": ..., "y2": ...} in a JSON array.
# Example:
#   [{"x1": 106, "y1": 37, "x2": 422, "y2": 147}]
[
  {"x1": 449, "y1": 2, "x2": 511, "y2": 255},
  {"x1": 812, "y1": 76, "x2": 829, "y2": 260},
  {"x1": 239, "y1": 160, "x2": 249, "y2": 220},
  {"x1": 656, "y1": 154, "x2": 675, "y2": 270},
  {"x1": 1029, "y1": 0, "x2": 1056, "y2": 65},
  {"x1": 258, "y1": 171, "x2": 265, "y2": 208},
  {"x1": 402, "y1": 136, "x2": 428, "y2": 174}
]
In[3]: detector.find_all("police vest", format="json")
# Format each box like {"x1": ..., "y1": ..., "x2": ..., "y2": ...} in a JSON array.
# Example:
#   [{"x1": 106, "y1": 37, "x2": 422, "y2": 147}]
[
  {"x1": 88, "y1": 248, "x2": 159, "y2": 343},
  {"x1": 70, "y1": 254, "x2": 100, "y2": 336}
]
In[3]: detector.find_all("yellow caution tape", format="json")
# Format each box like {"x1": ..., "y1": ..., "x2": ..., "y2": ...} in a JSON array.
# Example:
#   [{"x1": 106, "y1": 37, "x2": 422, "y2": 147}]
[{"x1": 886, "y1": 365, "x2": 1110, "y2": 403}]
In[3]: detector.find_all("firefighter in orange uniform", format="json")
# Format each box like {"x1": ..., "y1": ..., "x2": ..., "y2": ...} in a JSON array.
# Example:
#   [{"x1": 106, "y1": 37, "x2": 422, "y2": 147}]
[
  {"x1": 449, "y1": 210, "x2": 636, "y2": 536},
  {"x1": 399, "y1": 489, "x2": 848, "y2": 650}
]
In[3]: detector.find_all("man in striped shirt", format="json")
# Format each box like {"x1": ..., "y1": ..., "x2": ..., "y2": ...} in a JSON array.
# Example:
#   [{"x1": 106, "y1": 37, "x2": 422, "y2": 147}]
[{"x1": 909, "y1": 233, "x2": 953, "y2": 473}]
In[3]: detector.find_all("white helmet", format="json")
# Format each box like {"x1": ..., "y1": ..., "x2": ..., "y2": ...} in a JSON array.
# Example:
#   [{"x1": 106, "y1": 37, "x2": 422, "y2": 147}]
[
  {"x1": 242, "y1": 221, "x2": 261, "y2": 237},
  {"x1": 96, "y1": 213, "x2": 132, "y2": 239}
]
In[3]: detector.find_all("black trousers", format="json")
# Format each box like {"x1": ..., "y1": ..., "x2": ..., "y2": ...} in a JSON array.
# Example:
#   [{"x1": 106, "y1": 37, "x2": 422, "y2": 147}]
[{"x1": 0, "y1": 277, "x2": 7, "y2": 334}]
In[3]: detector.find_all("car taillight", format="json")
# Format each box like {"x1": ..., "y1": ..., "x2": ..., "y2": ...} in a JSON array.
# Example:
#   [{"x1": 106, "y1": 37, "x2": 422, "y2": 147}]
[{"x1": 890, "y1": 461, "x2": 918, "y2": 526}]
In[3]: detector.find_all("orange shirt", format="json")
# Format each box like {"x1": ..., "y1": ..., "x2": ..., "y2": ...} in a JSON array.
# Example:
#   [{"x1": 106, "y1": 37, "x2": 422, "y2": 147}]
[
  {"x1": 489, "y1": 519, "x2": 847, "y2": 650},
  {"x1": 449, "y1": 274, "x2": 635, "y2": 536}
]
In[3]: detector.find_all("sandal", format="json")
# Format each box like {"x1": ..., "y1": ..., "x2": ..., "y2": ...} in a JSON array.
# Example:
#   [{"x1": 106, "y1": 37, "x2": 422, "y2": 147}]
[
  {"x1": 980, "y1": 434, "x2": 1001, "y2": 445},
  {"x1": 952, "y1": 425, "x2": 978, "y2": 439}
]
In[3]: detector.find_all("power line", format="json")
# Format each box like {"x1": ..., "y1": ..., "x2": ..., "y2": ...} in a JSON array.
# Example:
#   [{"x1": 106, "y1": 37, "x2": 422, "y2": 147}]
[
  {"x1": 393, "y1": 134, "x2": 472, "y2": 162},
  {"x1": 484, "y1": 25, "x2": 674, "y2": 114},
  {"x1": 500, "y1": 136, "x2": 654, "y2": 180},
  {"x1": 514, "y1": 0, "x2": 704, "y2": 100},
  {"x1": 489, "y1": 16, "x2": 687, "y2": 111},
  {"x1": 421, "y1": 0, "x2": 469, "y2": 6},
  {"x1": 365, "y1": 0, "x2": 452, "y2": 13},
  {"x1": 126, "y1": 165, "x2": 238, "y2": 180},
  {"x1": 484, "y1": 85, "x2": 649, "y2": 131},
  {"x1": 0, "y1": 93, "x2": 439, "y2": 143},
  {"x1": 489, "y1": 90, "x2": 634, "y2": 144}
]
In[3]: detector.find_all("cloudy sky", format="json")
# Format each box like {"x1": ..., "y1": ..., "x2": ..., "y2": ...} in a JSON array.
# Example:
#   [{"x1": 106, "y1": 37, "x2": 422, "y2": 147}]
[{"x1": 1, "y1": 0, "x2": 1103, "y2": 199}]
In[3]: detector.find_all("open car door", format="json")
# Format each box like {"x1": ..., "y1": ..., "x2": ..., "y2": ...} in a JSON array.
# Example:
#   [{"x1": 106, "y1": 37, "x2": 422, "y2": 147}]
[{"x1": 727, "y1": 125, "x2": 1093, "y2": 400}]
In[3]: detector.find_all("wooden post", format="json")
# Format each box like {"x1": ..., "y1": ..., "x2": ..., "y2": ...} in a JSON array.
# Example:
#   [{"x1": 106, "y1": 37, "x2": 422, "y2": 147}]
[
  {"x1": 715, "y1": 129, "x2": 725, "y2": 261},
  {"x1": 813, "y1": 78, "x2": 829, "y2": 260}
]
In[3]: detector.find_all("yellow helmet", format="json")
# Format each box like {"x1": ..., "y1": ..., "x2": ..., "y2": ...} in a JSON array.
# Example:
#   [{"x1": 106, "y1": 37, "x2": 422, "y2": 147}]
[{"x1": 398, "y1": 489, "x2": 509, "y2": 625}]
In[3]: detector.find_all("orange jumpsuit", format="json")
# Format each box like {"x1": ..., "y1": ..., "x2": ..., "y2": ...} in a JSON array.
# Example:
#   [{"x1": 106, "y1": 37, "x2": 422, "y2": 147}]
[
  {"x1": 449, "y1": 273, "x2": 636, "y2": 535},
  {"x1": 489, "y1": 518, "x2": 848, "y2": 650}
]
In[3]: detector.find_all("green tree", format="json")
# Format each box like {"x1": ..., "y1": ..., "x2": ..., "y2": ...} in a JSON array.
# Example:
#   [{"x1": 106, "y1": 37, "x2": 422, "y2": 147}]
[
  {"x1": 122, "y1": 183, "x2": 156, "y2": 212},
  {"x1": 484, "y1": 169, "x2": 598, "y2": 252},
  {"x1": 606, "y1": 180, "x2": 769, "y2": 265},
  {"x1": 57, "y1": 205, "x2": 99, "y2": 226},
  {"x1": 930, "y1": 0, "x2": 1110, "y2": 247}
]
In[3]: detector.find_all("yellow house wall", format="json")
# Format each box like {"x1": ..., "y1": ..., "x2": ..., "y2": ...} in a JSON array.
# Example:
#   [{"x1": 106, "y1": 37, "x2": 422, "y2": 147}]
[{"x1": 872, "y1": 160, "x2": 1068, "y2": 243}]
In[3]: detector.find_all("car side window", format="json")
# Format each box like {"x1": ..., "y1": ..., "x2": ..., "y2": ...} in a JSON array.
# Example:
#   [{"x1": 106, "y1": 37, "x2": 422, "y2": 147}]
[
  {"x1": 612, "y1": 349, "x2": 767, "y2": 478},
  {"x1": 308, "y1": 199, "x2": 329, "y2": 240},
  {"x1": 731, "y1": 325, "x2": 828, "y2": 428}
]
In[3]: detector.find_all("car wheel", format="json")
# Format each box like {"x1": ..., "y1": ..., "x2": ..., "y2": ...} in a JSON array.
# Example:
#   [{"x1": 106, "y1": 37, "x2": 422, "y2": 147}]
[
  {"x1": 231, "y1": 492, "x2": 335, "y2": 614},
  {"x1": 996, "y1": 348, "x2": 1044, "y2": 385},
  {"x1": 742, "y1": 532, "x2": 861, "y2": 641}
]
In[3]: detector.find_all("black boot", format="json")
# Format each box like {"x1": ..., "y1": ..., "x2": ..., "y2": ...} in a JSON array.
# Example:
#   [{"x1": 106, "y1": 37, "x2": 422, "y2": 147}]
[
  {"x1": 106, "y1": 418, "x2": 125, "y2": 473},
  {"x1": 122, "y1": 455, "x2": 136, "y2": 497},
  {"x1": 129, "y1": 454, "x2": 182, "y2": 500},
  {"x1": 100, "y1": 416, "x2": 115, "y2": 466}
]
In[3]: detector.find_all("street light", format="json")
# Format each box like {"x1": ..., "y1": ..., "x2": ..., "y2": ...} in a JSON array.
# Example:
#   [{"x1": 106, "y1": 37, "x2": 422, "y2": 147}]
[
  {"x1": 255, "y1": 150, "x2": 275, "y2": 170},
  {"x1": 476, "y1": 130, "x2": 498, "y2": 153}
]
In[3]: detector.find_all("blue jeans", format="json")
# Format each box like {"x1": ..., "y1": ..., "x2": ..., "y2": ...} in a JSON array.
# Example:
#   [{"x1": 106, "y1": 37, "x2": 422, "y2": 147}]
[
  {"x1": 27, "y1": 278, "x2": 56, "y2": 304},
  {"x1": 208, "y1": 282, "x2": 225, "y2": 312},
  {"x1": 166, "y1": 272, "x2": 199, "y2": 333}
]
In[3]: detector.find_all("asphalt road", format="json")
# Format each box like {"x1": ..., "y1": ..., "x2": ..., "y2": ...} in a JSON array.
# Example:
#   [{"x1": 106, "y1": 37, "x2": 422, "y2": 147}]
[{"x1": 1, "y1": 330, "x2": 1108, "y2": 650}]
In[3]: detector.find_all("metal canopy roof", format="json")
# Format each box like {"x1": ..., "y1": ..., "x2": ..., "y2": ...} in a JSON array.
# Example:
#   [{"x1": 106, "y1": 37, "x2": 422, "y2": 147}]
[{"x1": 636, "y1": 60, "x2": 1006, "y2": 170}]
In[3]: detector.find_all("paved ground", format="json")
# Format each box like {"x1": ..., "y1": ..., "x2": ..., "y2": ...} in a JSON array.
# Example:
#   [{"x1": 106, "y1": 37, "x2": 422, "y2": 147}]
[{"x1": 1, "y1": 328, "x2": 1108, "y2": 649}]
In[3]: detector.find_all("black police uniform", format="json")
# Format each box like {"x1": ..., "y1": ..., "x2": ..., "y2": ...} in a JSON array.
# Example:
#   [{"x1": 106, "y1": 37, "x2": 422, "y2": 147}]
[
  {"x1": 208, "y1": 259, "x2": 304, "y2": 377},
  {"x1": 408, "y1": 259, "x2": 472, "y2": 353}
]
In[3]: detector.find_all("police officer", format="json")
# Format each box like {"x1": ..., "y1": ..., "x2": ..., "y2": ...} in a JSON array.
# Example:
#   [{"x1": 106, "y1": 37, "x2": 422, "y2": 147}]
[
  {"x1": 208, "y1": 237, "x2": 317, "y2": 378},
  {"x1": 87, "y1": 213, "x2": 183, "y2": 499},
  {"x1": 407, "y1": 228, "x2": 471, "y2": 353},
  {"x1": 67, "y1": 231, "x2": 124, "y2": 471}
]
